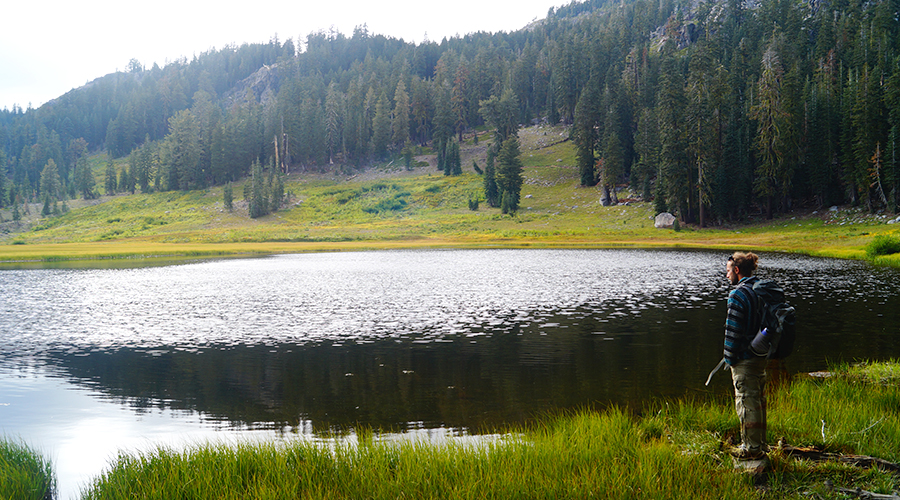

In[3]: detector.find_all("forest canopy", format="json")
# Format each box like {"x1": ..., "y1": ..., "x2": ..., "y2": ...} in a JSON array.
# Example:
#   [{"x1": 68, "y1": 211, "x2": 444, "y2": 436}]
[{"x1": 1, "y1": 0, "x2": 899, "y2": 224}]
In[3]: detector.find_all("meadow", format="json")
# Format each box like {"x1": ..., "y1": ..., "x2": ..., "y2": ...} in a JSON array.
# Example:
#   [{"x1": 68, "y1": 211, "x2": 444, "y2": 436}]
[{"x1": 2, "y1": 125, "x2": 899, "y2": 266}]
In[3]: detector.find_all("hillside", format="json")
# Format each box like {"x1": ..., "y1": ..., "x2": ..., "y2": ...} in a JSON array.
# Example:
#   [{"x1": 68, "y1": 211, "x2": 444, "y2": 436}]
[{"x1": 1, "y1": 124, "x2": 895, "y2": 266}]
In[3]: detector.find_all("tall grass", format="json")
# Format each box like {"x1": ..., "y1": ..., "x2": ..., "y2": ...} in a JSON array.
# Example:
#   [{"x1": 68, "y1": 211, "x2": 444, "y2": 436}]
[
  {"x1": 0, "y1": 437, "x2": 55, "y2": 500},
  {"x1": 771, "y1": 361, "x2": 900, "y2": 460},
  {"x1": 82, "y1": 410, "x2": 755, "y2": 500},
  {"x1": 0, "y1": 361, "x2": 884, "y2": 498},
  {"x1": 866, "y1": 234, "x2": 900, "y2": 258}
]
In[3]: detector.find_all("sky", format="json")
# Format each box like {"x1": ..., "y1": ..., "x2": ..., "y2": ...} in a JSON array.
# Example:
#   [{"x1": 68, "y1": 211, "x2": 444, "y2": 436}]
[{"x1": 1, "y1": 0, "x2": 567, "y2": 111}]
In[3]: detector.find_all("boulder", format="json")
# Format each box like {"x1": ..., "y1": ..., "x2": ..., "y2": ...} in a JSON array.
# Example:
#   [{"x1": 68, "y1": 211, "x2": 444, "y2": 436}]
[{"x1": 654, "y1": 212, "x2": 676, "y2": 229}]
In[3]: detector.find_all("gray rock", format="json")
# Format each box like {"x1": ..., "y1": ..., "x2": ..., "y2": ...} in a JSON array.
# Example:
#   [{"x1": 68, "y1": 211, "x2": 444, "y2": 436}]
[{"x1": 655, "y1": 212, "x2": 676, "y2": 229}]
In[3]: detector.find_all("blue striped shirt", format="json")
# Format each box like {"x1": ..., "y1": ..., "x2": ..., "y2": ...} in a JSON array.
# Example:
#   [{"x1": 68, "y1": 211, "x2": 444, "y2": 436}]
[{"x1": 724, "y1": 276, "x2": 762, "y2": 365}]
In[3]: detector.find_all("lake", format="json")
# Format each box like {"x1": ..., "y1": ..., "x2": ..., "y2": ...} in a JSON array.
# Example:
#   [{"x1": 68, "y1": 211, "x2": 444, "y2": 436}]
[{"x1": 1, "y1": 249, "x2": 898, "y2": 499}]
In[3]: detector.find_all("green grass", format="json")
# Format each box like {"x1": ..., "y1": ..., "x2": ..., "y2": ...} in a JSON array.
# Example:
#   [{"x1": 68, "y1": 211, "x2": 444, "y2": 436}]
[
  {"x1": 0, "y1": 437, "x2": 55, "y2": 500},
  {"x1": 867, "y1": 234, "x2": 900, "y2": 258},
  {"x1": 81, "y1": 411, "x2": 754, "y2": 500},
  {"x1": 65, "y1": 360, "x2": 900, "y2": 499},
  {"x1": 4, "y1": 361, "x2": 897, "y2": 498}
]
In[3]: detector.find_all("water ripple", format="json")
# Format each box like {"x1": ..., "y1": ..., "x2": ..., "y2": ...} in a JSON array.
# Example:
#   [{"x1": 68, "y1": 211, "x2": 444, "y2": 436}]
[{"x1": 0, "y1": 249, "x2": 893, "y2": 363}]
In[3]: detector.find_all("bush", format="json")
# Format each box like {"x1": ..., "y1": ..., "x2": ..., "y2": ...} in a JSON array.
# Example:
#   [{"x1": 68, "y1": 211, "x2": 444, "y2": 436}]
[{"x1": 866, "y1": 234, "x2": 900, "y2": 257}]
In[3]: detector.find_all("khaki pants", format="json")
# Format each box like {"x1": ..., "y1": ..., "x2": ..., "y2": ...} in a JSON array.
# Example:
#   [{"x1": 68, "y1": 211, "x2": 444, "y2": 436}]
[{"x1": 731, "y1": 356, "x2": 767, "y2": 451}]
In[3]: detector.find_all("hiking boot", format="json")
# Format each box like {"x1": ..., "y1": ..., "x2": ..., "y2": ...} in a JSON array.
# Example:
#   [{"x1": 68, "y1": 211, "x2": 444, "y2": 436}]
[{"x1": 728, "y1": 446, "x2": 767, "y2": 460}]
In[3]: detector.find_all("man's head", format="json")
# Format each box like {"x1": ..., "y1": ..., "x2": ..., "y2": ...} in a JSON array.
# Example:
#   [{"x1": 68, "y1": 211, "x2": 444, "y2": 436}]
[{"x1": 726, "y1": 252, "x2": 758, "y2": 285}]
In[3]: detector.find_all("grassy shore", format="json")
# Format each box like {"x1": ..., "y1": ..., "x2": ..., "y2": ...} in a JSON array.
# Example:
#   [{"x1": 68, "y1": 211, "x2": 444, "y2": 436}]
[
  {"x1": 4, "y1": 364, "x2": 898, "y2": 498},
  {"x1": 64, "y1": 360, "x2": 895, "y2": 499},
  {"x1": 2, "y1": 125, "x2": 899, "y2": 266},
  {"x1": 0, "y1": 437, "x2": 55, "y2": 500}
]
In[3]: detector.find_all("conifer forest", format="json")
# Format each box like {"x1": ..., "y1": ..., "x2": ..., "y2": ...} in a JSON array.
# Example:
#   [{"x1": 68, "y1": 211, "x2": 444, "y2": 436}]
[{"x1": 1, "y1": 0, "x2": 899, "y2": 225}]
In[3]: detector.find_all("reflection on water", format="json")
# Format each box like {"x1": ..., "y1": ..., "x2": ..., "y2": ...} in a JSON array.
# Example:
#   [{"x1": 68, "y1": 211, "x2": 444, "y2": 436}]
[{"x1": 1, "y1": 249, "x2": 899, "y2": 498}]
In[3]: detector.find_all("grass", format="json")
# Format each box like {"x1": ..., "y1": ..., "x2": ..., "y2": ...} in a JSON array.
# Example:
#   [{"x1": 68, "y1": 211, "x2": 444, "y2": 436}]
[
  {"x1": 1, "y1": 124, "x2": 897, "y2": 265},
  {"x1": 80, "y1": 411, "x2": 756, "y2": 500},
  {"x1": 0, "y1": 437, "x2": 55, "y2": 500},
  {"x1": 867, "y1": 234, "x2": 900, "y2": 258},
  {"x1": 63, "y1": 360, "x2": 899, "y2": 499},
  {"x1": 3, "y1": 361, "x2": 897, "y2": 498}
]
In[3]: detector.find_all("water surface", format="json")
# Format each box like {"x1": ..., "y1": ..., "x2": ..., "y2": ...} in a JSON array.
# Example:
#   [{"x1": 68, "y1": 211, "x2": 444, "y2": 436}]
[{"x1": 1, "y1": 249, "x2": 898, "y2": 498}]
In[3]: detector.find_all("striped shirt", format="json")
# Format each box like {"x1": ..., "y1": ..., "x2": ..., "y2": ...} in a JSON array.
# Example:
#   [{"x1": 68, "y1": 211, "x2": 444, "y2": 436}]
[{"x1": 724, "y1": 276, "x2": 762, "y2": 365}]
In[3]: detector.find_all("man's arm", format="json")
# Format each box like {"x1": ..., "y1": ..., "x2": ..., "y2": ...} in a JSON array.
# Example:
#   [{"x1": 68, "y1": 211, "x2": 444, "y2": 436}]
[{"x1": 724, "y1": 287, "x2": 751, "y2": 365}]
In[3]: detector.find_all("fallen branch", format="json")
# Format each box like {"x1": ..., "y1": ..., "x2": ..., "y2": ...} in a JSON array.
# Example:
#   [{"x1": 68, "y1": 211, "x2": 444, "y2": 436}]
[
  {"x1": 777, "y1": 441, "x2": 900, "y2": 475},
  {"x1": 826, "y1": 480, "x2": 900, "y2": 500}
]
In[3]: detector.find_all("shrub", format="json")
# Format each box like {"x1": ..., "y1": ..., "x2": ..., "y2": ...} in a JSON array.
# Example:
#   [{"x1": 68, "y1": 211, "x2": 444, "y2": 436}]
[{"x1": 866, "y1": 234, "x2": 900, "y2": 257}]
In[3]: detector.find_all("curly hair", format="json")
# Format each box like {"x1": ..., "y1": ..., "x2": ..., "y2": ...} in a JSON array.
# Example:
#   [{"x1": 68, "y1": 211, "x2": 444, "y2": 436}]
[{"x1": 729, "y1": 251, "x2": 758, "y2": 276}]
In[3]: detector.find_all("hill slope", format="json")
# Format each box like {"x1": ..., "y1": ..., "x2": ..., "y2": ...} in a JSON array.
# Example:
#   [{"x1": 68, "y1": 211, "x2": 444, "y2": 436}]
[{"x1": 1, "y1": 125, "x2": 893, "y2": 265}]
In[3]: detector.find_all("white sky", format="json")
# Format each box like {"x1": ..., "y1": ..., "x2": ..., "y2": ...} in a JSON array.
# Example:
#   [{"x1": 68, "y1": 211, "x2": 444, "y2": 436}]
[{"x1": 0, "y1": 0, "x2": 567, "y2": 111}]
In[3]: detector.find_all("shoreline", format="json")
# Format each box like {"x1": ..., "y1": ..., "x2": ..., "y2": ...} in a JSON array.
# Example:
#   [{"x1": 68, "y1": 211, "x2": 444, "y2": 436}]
[{"x1": 0, "y1": 231, "x2": 891, "y2": 268}]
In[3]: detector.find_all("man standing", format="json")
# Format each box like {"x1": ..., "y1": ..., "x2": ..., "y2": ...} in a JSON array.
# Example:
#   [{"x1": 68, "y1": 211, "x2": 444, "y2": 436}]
[{"x1": 724, "y1": 251, "x2": 767, "y2": 460}]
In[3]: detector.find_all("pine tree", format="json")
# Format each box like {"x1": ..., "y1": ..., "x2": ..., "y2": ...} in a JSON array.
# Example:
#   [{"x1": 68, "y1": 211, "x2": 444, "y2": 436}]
[
  {"x1": 451, "y1": 64, "x2": 470, "y2": 142},
  {"x1": 483, "y1": 147, "x2": 500, "y2": 207},
  {"x1": 118, "y1": 165, "x2": 134, "y2": 194},
  {"x1": 656, "y1": 47, "x2": 690, "y2": 221},
  {"x1": 432, "y1": 84, "x2": 454, "y2": 151},
  {"x1": 271, "y1": 170, "x2": 284, "y2": 212},
  {"x1": 633, "y1": 108, "x2": 659, "y2": 202},
  {"x1": 325, "y1": 82, "x2": 344, "y2": 165},
  {"x1": 74, "y1": 156, "x2": 95, "y2": 200},
  {"x1": 443, "y1": 140, "x2": 462, "y2": 176},
  {"x1": 39, "y1": 159, "x2": 62, "y2": 202},
  {"x1": 0, "y1": 150, "x2": 6, "y2": 208},
  {"x1": 750, "y1": 42, "x2": 791, "y2": 218},
  {"x1": 223, "y1": 182, "x2": 233, "y2": 211},
  {"x1": 451, "y1": 140, "x2": 462, "y2": 175},
  {"x1": 685, "y1": 42, "x2": 729, "y2": 226},
  {"x1": 479, "y1": 88, "x2": 520, "y2": 145},
  {"x1": 12, "y1": 198, "x2": 21, "y2": 223},
  {"x1": 601, "y1": 132, "x2": 623, "y2": 205},
  {"x1": 392, "y1": 80, "x2": 410, "y2": 150},
  {"x1": 249, "y1": 161, "x2": 268, "y2": 218},
  {"x1": 371, "y1": 92, "x2": 392, "y2": 160},
  {"x1": 104, "y1": 156, "x2": 117, "y2": 196},
  {"x1": 496, "y1": 137, "x2": 524, "y2": 214},
  {"x1": 210, "y1": 124, "x2": 227, "y2": 184},
  {"x1": 401, "y1": 141, "x2": 415, "y2": 171},
  {"x1": 654, "y1": 166, "x2": 668, "y2": 214},
  {"x1": 443, "y1": 141, "x2": 452, "y2": 176},
  {"x1": 885, "y1": 64, "x2": 900, "y2": 211},
  {"x1": 573, "y1": 78, "x2": 601, "y2": 187},
  {"x1": 848, "y1": 65, "x2": 887, "y2": 211}
]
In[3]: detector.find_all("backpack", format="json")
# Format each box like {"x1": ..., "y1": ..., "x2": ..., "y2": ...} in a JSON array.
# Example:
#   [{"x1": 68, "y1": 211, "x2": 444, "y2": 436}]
[{"x1": 750, "y1": 279, "x2": 797, "y2": 359}]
